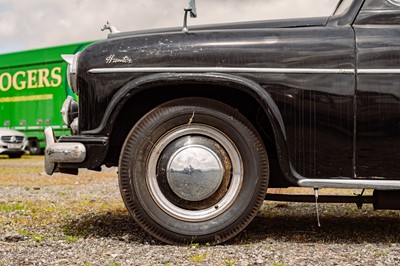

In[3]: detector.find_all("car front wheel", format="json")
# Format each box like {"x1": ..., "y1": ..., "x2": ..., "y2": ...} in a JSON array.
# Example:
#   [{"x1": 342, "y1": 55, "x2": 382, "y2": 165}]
[{"x1": 119, "y1": 97, "x2": 269, "y2": 244}]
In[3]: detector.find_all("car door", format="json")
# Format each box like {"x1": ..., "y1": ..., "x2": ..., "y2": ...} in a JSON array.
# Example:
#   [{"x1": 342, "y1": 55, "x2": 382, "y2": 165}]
[{"x1": 354, "y1": 0, "x2": 400, "y2": 179}]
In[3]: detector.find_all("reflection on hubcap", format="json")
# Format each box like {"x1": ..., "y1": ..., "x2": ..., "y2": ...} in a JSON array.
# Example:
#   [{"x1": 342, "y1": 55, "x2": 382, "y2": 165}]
[
  {"x1": 147, "y1": 124, "x2": 243, "y2": 222},
  {"x1": 167, "y1": 145, "x2": 224, "y2": 202}
]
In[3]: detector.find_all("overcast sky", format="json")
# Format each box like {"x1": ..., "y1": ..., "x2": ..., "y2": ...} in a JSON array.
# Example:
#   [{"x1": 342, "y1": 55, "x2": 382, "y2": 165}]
[{"x1": 0, "y1": 0, "x2": 339, "y2": 54}]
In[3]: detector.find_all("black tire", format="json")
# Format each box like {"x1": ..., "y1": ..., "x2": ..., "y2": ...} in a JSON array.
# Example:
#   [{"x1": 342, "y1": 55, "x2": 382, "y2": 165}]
[
  {"x1": 28, "y1": 138, "x2": 42, "y2": 155},
  {"x1": 119, "y1": 98, "x2": 269, "y2": 244}
]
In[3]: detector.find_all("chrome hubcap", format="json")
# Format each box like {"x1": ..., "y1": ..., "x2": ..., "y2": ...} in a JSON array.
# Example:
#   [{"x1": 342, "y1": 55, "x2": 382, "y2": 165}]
[
  {"x1": 166, "y1": 144, "x2": 224, "y2": 202},
  {"x1": 147, "y1": 124, "x2": 243, "y2": 222}
]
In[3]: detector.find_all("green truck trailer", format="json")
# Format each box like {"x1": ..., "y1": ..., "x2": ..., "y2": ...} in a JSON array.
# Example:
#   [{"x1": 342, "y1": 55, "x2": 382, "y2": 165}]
[{"x1": 0, "y1": 42, "x2": 92, "y2": 155}]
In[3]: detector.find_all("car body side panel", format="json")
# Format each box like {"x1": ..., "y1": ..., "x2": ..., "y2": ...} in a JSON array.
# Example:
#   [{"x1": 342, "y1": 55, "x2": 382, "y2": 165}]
[
  {"x1": 77, "y1": 25, "x2": 356, "y2": 180},
  {"x1": 354, "y1": 0, "x2": 400, "y2": 179}
]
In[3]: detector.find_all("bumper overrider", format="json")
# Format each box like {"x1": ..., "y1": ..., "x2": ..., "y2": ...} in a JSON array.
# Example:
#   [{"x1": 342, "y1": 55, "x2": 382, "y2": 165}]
[
  {"x1": 44, "y1": 127, "x2": 86, "y2": 175},
  {"x1": 44, "y1": 127, "x2": 109, "y2": 175},
  {"x1": 44, "y1": 97, "x2": 108, "y2": 175}
]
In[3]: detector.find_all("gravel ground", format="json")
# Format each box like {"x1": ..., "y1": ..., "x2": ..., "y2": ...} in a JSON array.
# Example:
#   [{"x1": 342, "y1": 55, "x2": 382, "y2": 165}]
[{"x1": 0, "y1": 155, "x2": 399, "y2": 265}]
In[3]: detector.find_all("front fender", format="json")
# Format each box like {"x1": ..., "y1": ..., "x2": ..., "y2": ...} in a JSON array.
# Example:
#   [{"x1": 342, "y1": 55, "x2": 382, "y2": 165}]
[{"x1": 82, "y1": 72, "x2": 297, "y2": 183}]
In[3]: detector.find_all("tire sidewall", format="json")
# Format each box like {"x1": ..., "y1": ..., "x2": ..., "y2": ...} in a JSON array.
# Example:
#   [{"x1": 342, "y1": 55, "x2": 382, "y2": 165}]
[{"x1": 119, "y1": 99, "x2": 269, "y2": 243}]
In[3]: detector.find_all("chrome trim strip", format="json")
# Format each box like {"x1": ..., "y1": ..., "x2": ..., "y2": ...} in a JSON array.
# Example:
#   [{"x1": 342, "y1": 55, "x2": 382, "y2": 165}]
[
  {"x1": 299, "y1": 179, "x2": 400, "y2": 190},
  {"x1": 357, "y1": 69, "x2": 400, "y2": 74},
  {"x1": 89, "y1": 67, "x2": 400, "y2": 75},
  {"x1": 89, "y1": 67, "x2": 356, "y2": 74}
]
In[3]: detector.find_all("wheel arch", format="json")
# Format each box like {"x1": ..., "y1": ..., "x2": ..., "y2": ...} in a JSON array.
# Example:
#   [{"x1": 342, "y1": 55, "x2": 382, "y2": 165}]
[{"x1": 90, "y1": 73, "x2": 295, "y2": 185}]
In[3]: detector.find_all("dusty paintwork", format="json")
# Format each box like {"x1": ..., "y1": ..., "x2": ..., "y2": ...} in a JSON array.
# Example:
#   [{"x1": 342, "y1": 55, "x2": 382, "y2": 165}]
[
  {"x1": 44, "y1": 0, "x2": 400, "y2": 245},
  {"x1": 53, "y1": 0, "x2": 400, "y2": 182}
]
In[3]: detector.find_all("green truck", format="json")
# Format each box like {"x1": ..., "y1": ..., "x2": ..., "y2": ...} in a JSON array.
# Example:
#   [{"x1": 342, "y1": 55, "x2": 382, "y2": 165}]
[{"x1": 0, "y1": 42, "x2": 92, "y2": 155}]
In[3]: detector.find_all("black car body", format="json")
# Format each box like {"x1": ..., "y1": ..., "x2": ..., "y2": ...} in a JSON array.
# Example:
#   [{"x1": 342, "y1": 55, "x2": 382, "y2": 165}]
[{"x1": 45, "y1": 0, "x2": 400, "y2": 244}]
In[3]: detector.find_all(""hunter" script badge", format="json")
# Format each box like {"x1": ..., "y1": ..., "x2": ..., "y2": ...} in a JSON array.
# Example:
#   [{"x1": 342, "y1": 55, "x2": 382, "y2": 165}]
[{"x1": 105, "y1": 54, "x2": 133, "y2": 64}]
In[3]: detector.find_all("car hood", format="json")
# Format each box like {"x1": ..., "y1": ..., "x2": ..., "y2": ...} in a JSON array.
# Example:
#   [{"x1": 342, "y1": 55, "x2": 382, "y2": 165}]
[
  {"x1": 0, "y1": 128, "x2": 26, "y2": 137},
  {"x1": 109, "y1": 16, "x2": 329, "y2": 39}
]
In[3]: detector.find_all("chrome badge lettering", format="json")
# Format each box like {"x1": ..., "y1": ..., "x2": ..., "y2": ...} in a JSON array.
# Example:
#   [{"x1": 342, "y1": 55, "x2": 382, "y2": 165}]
[{"x1": 105, "y1": 54, "x2": 132, "y2": 64}]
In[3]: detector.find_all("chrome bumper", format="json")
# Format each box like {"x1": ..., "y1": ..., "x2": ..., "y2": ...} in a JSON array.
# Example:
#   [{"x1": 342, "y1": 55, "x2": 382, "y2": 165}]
[{"x1": 44, "y1": 127, "x2": 86, "y2": 175}]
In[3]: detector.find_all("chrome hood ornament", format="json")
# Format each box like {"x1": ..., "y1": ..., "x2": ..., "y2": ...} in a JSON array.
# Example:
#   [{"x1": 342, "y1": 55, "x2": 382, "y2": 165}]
[{"x1": 101, "y1": 21, "x2": 120, "y2": 33}]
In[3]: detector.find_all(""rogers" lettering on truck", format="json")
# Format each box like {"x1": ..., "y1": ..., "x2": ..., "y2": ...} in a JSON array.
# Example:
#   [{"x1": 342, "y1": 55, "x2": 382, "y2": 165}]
[
  {"x1": 0, "y1": 41, "x2": 92, "y2": 155},
  {"x1": 0, "y1": 67, "x2": 62, "y2": 91}
]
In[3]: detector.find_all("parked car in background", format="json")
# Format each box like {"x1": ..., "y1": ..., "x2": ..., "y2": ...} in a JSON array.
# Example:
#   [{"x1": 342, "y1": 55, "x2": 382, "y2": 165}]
[
  {"x1": 45, "y1": 0, "x2": 400, "y2": 244},
  {"x1": 0, "y1": 128, "x2": 27, "y2": 158}
]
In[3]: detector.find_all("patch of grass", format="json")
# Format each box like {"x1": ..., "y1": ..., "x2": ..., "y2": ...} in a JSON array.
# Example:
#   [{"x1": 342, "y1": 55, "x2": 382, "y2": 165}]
[
  {"x1": 17, "y1": 230, "x2": 31, "y2": 236},
  {"x1": 65, "y1": 235, "x2": 81, "y2": 243},
  {"x1": 190, "y1": 252, "x2": 207, "y2": 263},
  {"x1": 106, "y1": 262, "x2": 121, "y2": 266},
  {"x1": 224, "y1": 258, "x2": 236, "y2": 266},
  {"x1": 0, "y1": 155, "x2": 117, "y2": 186},
  {"x1": 32, "y1": 233, "x2": 45, "y2": 242},
  {"x1": 0, "y1": 166, "x2": 44, "y2": 175},
  {"x1": 0, "y1": 203, "x2": 26, "y2": 214},
  {"x1": 189, "y1": 241, "x2": 199, "y2": 249},
  {"x1": 0, "y1": 194, "x2": 127, "y2": 246}
]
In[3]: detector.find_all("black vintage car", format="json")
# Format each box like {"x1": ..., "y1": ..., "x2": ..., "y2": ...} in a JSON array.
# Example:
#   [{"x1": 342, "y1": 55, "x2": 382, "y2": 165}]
[{"x1": 45, "y1": 0, "x2": 400, "y2": 244}]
